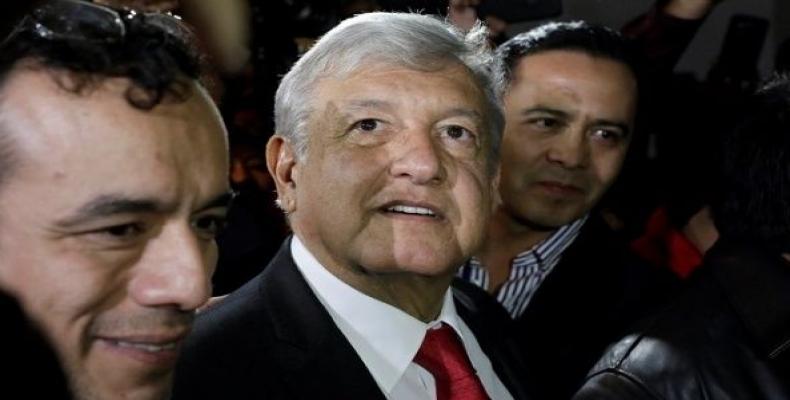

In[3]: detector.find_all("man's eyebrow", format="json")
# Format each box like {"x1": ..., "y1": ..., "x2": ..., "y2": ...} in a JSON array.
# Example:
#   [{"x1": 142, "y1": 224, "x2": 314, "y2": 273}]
[
  {"x1": 196, "y1": 191, "x2": 236, "y2": 213},
  {"x1": 445, "y1": 108, "x2": 484, "y2": 122},
  {"x1": 54, "y1": 195, "x2": 173, "y2": 229},
  {"x1": 341, "y1": 101, "x2": 485, "y2": 124},
  {"x1": 521, "y1": 106, "x2": 571, "y2": 119}
]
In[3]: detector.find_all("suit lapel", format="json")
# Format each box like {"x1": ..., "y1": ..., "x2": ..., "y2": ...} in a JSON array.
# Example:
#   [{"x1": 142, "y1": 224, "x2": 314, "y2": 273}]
[
  {"x1": 453, "y1": 282, "x2": 533, "y2": 400},
  {"x1": 258, "y1": 238, "x2": 387, "y2": 399}
]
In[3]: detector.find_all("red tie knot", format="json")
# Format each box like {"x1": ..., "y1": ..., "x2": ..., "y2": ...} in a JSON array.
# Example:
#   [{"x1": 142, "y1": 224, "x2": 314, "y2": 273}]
[{"x1": 414, "y1": 323, "x2": 490, "y2": 400}]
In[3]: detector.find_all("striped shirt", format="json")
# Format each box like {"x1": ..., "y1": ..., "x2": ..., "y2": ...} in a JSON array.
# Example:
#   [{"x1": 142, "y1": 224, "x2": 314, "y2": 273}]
[{"x1": 457, "y1": 216, "x2": 589, "y2": 319}]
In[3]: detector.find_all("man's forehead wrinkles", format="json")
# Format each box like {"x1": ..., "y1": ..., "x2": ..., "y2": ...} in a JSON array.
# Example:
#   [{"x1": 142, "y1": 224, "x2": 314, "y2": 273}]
[{"x1": 343, "y1": 99, "x2": 395, "y2": 110}]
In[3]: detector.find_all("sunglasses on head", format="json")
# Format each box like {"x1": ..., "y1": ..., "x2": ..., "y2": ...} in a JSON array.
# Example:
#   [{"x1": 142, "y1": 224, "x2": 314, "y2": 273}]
[{"x1": 1, "y1": 0, "x2": 194, "y2": 48}]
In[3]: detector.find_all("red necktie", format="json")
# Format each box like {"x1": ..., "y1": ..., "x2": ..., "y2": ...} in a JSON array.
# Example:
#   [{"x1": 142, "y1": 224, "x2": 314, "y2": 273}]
[{"x1": 414, "y1": 323, "x2": 490, "y2": 400}]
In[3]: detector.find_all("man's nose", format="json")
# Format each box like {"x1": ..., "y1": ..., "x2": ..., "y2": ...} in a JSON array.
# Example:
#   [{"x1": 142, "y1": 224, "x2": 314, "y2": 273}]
[
  {"x1": 129, "y1": 224, "x2": 213, "y2": 312},
  {"x1": 546, "y1": 129, "x2": 590, "y2": 170},
  {"x1": 388, "y1": 129, "x2": 446, "y2": 184}
]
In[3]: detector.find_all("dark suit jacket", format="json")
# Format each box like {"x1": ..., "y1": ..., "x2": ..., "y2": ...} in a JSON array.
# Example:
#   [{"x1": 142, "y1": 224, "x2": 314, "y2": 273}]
[
  {"x1": 173, "y1": 237, "x2": 531, "y2": 400},
  {"x1": 511, "y1": 214, "x2": 678, "y2": 400}
]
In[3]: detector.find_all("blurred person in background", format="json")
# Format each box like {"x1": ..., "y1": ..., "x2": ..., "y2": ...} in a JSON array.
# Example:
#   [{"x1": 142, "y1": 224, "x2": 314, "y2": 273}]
[{"x1": 574, "y1": 74, "x2": 790, "y2": 400}]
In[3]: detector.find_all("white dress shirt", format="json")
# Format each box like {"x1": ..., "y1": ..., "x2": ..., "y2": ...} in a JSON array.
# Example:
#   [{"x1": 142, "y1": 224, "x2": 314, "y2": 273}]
[{"x1": 291, "y1": 236, "x2": 514, "y2": 400}]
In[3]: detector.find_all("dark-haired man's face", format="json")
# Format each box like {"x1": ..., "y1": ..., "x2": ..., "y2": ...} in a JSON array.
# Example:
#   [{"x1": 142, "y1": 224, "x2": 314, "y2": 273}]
[
  {"x1": 499, "y1": 50, "x2": 637, "y2": 229},
  {"x1": 0, "y1": 69, "x2": 231, "y2": 400}
]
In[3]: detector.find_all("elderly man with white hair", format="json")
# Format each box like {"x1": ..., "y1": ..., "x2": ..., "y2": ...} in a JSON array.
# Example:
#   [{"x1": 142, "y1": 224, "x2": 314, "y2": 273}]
[{"x1": 172, "y1": 11, "x2": 531, "y2": 400}]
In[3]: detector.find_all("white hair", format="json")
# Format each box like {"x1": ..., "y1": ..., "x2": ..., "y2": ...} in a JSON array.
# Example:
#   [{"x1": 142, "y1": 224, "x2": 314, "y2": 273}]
[{"x1": 274, "y1": 12, "x2": 504, "y2": 166}]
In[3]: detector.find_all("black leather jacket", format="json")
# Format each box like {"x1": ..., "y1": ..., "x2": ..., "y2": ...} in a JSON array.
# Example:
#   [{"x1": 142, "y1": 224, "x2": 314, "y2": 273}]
[{"x1": 573, "y1": 240, "x2": 790, "y2": 400}]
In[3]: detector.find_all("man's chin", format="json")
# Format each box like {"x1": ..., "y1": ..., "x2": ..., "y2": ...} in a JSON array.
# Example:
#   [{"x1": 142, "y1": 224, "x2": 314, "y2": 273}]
[
  {"x1": 506, "y1": 202, "x2": 587, "y2": 231},
  {"x1": 68, "y1": 374, "x2": 173, "y2": 400},
  {"x1": 358, "y1": 260, "x2": 452, "y2": 277},
  {"x1": 510, "y1": 211, "x2": 570, "y2": 232}
]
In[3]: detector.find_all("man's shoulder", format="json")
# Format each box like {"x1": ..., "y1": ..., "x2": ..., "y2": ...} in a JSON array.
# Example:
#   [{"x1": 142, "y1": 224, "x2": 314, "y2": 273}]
[
  {"x1": 452, "y1": 277, "x2": 512, "y2": 325},
  {"x1": 586, "y1": 332, "x2": 700, "y2": 386},
  {"x1": 189, "y1": 239, "x2": 307, "y2": 347},
  {"x1": 564, "y1": 213, "x2": 640, "y2": 263},
  {"x1": 193, "y1": 271, "x2": 271, "y2": 339},
  {"x1": 560, "y1": 213, "x2": 680, "y2": 300},
  {"x1": 180, "y1": 264, "x2": 282, "y2": 366},
  {"x1": 172, "y1": 241, "x2": 312, "y2": 399},
  {"x1": 574, "y1": 313, "x2": 708, "y2": 400},
  {"x1": 574, "y1": 272, "x2": 754, "y2": 400},
  {"x1": 172, "y1": 271, "x2": 271, "y2": 399}
]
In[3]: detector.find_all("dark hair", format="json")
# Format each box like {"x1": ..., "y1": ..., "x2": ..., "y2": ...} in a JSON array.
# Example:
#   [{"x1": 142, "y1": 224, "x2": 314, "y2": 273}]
[
  {"x1": 711, "y1": 75, "x2": 790, "y2": 250},
  {"x1": 0, "y1": 1, "x2": 204, "y2": 189},
  {"x1": 0, "y1": 6, "x2": 203, "y2": 108},
  {"x1": 495, "y1": 20, "x2": 642, "y2": 91}
]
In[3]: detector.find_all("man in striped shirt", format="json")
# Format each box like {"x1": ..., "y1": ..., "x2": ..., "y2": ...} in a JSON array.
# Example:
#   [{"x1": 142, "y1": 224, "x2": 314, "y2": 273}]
[{"x1": 457, "y1": 21, "x2": 677, "y2": 399}]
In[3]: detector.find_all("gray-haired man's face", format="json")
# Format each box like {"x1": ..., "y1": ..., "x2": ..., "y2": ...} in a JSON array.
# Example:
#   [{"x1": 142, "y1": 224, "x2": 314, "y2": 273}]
[{"x1": 269, "y1": 62, "x2": 499, "y2": 289}]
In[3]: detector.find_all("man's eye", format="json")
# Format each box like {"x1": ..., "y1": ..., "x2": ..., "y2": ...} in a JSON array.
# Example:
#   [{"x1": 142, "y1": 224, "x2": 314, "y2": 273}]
[
  {"x1": 353, "y1": 119, "x2": 380, "y2": 132},
  {"x1": 192, "y1": 215, "x2": 228, "y2": 239},
  {"x1": 529, "y1": 117, "x2": 561, "y2": 130},
  {"x1": 102, "y1": 223, "x2": 144, "y2": 239},
  {"x1": 591, "y1": 128, "x2": 624, "y2": 143},
  {"x1": 445, "y1": 125, "x2": 473, "y2": 140},
  {"x1": 80, "y1": 223, "x2": 147, "y2": 248}
]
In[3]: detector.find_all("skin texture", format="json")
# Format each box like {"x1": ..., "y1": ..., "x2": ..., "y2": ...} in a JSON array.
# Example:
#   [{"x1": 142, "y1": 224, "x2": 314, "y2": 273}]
[
  {"x1": 479, "y1": 50, "x2": 638, "y2": 288},
  {"x1": 0, "y1": 68, "x2": 231, "y2": 400},
  {"x1": 267, "y1": 63, "x2": 498, "y2": 322}
]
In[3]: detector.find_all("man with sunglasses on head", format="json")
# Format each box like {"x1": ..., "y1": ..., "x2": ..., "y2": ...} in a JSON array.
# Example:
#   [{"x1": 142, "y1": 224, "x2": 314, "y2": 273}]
[{"x1": 0, "y1": 1, "x2": 232, "y2": 400}]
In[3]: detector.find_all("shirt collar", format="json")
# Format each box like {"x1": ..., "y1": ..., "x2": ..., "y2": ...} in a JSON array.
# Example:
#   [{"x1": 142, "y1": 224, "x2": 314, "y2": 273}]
[
  {"x1": 513, "y1": 214, "x2": 590, "y2": 264},
  {"x1": 488, "y1": 214, "x2": 590, "y2": 272},
  {"x1": 291, "y1": 235, "x2": 464, "y2": 394}
]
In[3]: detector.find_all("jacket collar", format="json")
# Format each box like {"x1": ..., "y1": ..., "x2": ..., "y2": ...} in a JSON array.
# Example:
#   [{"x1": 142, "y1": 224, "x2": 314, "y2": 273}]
[{"x1": 258, "y1": 237, "x2": 387, "y2": 399}]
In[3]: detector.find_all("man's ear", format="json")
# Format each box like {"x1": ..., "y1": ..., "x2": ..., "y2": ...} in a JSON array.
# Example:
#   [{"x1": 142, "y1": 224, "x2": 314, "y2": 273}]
[{"x1": 266, "y1": 134, "x2": 298, "y2": 213}]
